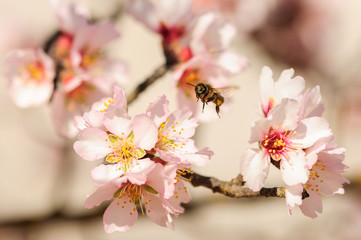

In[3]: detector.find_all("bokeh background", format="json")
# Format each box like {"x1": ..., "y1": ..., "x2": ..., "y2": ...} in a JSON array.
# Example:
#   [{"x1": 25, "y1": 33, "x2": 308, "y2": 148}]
[{"x1": 1, "y1": 0, "x2": 361, "y2": 239}]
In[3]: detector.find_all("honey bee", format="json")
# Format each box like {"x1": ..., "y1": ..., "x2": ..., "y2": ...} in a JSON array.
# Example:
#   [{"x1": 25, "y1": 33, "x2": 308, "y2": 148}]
[{"x1": 187, "y1": 83, "x2": 239, "y2": 118}]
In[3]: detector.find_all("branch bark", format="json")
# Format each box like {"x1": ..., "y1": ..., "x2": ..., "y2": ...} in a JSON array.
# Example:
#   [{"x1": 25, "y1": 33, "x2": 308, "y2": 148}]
[{"x1": 181, "y1": 170, "x2": 287, "y2": 198}]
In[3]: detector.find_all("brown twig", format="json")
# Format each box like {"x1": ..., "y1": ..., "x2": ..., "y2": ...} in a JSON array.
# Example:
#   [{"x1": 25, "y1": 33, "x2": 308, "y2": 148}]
[
  {"x1": 182, "y1": 171, "x2": 287, "y2": 198},
  {"x1": 127, "y1": 64, "x2": 171, "y2": 104}
]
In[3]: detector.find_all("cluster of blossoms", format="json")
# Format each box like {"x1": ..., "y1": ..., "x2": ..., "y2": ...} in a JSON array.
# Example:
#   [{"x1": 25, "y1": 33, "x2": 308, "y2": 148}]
[
  {"x1": 74, "y1": 86, "x2": 213, "y2": 232},
  {"x1": 4, "y1": 0, "x2": 127, "y2": 138},
  {"x1": 128, "y1": 0, "x2": 248, "y2": 120},
  {"x1": 240, "y1": 66, "x2": 349, "y2": 218},
  {"x1": 3, "y1": 0, "x2": 349, "y2": 233}
]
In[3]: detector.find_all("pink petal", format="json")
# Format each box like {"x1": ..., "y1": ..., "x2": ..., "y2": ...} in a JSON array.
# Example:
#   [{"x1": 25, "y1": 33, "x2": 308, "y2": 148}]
[
  {"x1": 127, "y1": 158, "x2": 156, "y2": 185},
  {"x1": 145, "y1": 163, "x2": 167, "y2": 197},
  {"x1": 294, "y1": 117, "x2": 332, "y2": 148},
  {"x1": 217, "y1": 50, "x2": 248, "y2": 74},
  {"x1": 275, "y1": 69, "x2": 305, "y2": 102},
  {"x1": 132, "y1": 114, "x2": 158, "y2": 150},
  {"x1": 285, "y1": 184, "x2": 303, "y2": 208},
  {"x1": 146, "y1": 95, "x2": 169, "y2": 126},
  {"x1": 84, "y1": 183, "x2": 118, "y2": 209},
  {"x1": 73, "y1": 128, "x2": 111, "y2": 161},
  {"x1": 280, "y1": 150, "x2": 308, "y2": 186},
  {"x1": 299, "y1": 191, "x2": 323, "y2": 219},
  {"x1": 103, "y1": 197, "x2": 138, "y2": 233},
  {"x1": 146, "y1": 194, "x2": 172, "y2": 228},
  {"x1": 158, "y1": 0, "x2": 192, "y2": 26},
  {"x1": 268, "y1": 99, "x2": 299, "y2": 130},
  {"x1": 240, "y1": 149, "x2": 270, "y2": 191},
  {"x1": 91, "y1": 164, "x2": 123, "y2": 186},
  {"x1": 127, "y1": 0, "x2": 159, "y2": 31},
  {"x1": 259, "y1": 66, "x2": 274, "y2": 113},
  {"x1": 249, "y1": 118, "x2": 271, "y2": 144},
  {"x1": 103, "y1": 116, "x2": 132, "y2": 137}
]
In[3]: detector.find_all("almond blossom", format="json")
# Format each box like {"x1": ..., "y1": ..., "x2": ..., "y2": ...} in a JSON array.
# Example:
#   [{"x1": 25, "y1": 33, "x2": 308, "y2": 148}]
[
  {"x1": 286, "y1": 137, "x2": 349, "y2": 218},
  {"x1": 85, "y1": 159, "x2": 190, "y2": 232},
  {"x1": 240, "y1": 99, "x2": 332, "y2": 191},
  {"x1": 4, "y1": 48, "x2": 55, "y2": 108},
  {"x1": 146, "y1": 95, "x2": 213, "y2": 166},
  {"x1": 127, "y1": 0, "x2": 241, "y2": 65},
  {"x1": 74, "y1": 113, "x2": 157, "y2": 169}
]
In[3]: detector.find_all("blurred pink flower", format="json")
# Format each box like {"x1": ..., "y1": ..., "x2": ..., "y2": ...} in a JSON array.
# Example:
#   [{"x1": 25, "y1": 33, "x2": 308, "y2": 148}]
[
  {"x1": 127, "y1": 0, "x2": 240, "y2": 65},
  {"x1": 4, "y1": 49, "x2": 55, "y2": 108}
]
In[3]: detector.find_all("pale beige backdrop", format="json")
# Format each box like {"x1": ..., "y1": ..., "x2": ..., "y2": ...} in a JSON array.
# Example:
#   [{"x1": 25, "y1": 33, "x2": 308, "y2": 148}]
[{"x1": 0, "y1": 0, "x2": 361, "y2": 239}]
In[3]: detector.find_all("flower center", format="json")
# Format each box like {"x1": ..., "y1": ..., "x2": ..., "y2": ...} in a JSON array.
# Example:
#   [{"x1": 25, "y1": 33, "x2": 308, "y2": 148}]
[
  {"x1": 25, "y1": 61, "x2": 45, "y2": 83},
  {"x1": 64, "y1": 82, "x2": 95, "y2": 111},
  {"x1": 157, "y1": 120, "x2": 185, "y2": 151},
  {"x1": 106, "y1": 134, "x2": 146, "y2": 170},
  {"x1": 114, "y1": 183, "x2": 158, "y2": 216},
  {"x1": 178, "y1": 68, "x2": 203, "y2": 98},
  {"x1": 260, "y1": 127, "x2": 296, "y2": 161}
]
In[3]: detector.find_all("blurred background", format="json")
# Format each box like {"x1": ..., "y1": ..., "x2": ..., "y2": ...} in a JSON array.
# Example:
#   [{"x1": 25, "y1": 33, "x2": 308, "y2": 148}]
[{"x1": 1, "y1": 0, "x2": 361, "y2": 239}]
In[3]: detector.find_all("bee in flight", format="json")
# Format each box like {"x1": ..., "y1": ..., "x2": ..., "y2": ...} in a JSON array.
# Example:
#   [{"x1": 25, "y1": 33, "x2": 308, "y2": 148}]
[{"x1": 187, "y1": 83, "x2": 239, "y2": 118}]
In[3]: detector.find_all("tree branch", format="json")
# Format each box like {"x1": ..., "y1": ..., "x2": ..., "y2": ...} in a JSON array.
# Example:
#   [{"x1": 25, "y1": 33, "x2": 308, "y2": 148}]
[
  {"x1": 181, "y1": 170, "x2": 287, "y2": 198},
  {"x1": 127, "y1": 63, "x2": 171, "y2": 104}
]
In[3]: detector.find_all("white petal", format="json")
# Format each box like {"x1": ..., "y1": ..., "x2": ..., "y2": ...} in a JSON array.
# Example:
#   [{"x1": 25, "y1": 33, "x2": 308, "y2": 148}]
[
  {"x1": 280, "y1": 150, "x2": 308, "y2": 186},
  {"x1": 294, "y1": 117, "x2": 332, "y2": 148},
  {"x1": 84, "y1": 183, "x2": 118, "y2": 209},
  {"x1": 285, "y1": 184, "x2": 303, "y2": 208},
  {"x1": 73, "y1": 128, "x2": 111, "y2": 161},
  {"x1": 240, "y1": 149, "x2": 270, "y2": 191}
]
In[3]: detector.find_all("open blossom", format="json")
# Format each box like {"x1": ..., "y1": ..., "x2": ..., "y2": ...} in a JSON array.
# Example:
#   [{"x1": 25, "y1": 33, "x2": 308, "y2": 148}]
[
  {"x1": 146, "y1": 95, "x2": 213, "y2": 166},
  {"x1": 85, "y1": 159, "x2": 190, "y2": 232},
  {"x1": 173, "y1": 52, "x2": 247, "y2": 120},
  {"x1": 259, "y1": 66, "x2": 305, "y2": 117},
  {"x1": 4, "y1": 49, "x2": 55, "y2": 108},
  {"x1": 74, "y1": 112, "x2": 157, "y2": 169},
  {"x1": 286, "y1": 137, "x2": 349, "y2": 218},
  {"x1": 240, "y1": 99, "x2": 332, "y2": 191},
  {"x1": 127, "y1": 0, "x2": 240, "y2": 64}
]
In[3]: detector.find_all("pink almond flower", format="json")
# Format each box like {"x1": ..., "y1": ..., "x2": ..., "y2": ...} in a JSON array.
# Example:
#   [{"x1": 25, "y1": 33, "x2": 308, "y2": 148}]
[
  {"x1": 4, "y1": 49, "x2": 55, "y2": 108},
  {"x1": 286, "y1": 137, "x2": 349, "y2": 218},
  {"x1": 127, "y1": 0, "x2": 238, "y2": 64},
  {"x1": 240, "y1": 99, "x2": 332, "y2": 191},
  {"x1": 259, "y1": 66, "x2": 305, "y2": 117},
  {"x1": 85, "y1": 159, "x2": 190, "y2": 232},
  {"x1": 173, "y1": 52, "x2": 247, "y2": 121},
  {"x1": 146, "y1": 95, "x2": 213, "y2": 166},
  {"x1": 74, "y1": 112, "x2": 158, "y2": 169},
  {"x1": 70, "y1": 21, "x2": 127, "y2": 86}
]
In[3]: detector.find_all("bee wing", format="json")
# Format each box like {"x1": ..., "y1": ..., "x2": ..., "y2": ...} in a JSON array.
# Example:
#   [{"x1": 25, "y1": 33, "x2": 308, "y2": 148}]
[{"x1": 214, "y1": 86, "x2": 240, "y2": 97}]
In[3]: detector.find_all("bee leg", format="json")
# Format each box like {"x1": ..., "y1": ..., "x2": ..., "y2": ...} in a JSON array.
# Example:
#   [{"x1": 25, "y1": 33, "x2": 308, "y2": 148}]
[
  {"x1": 202, "y1": 102, "x2": 205, "y2": 113},
  {"x1": 216, "y1": 106, "x2": 221, "y2": 118}
]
